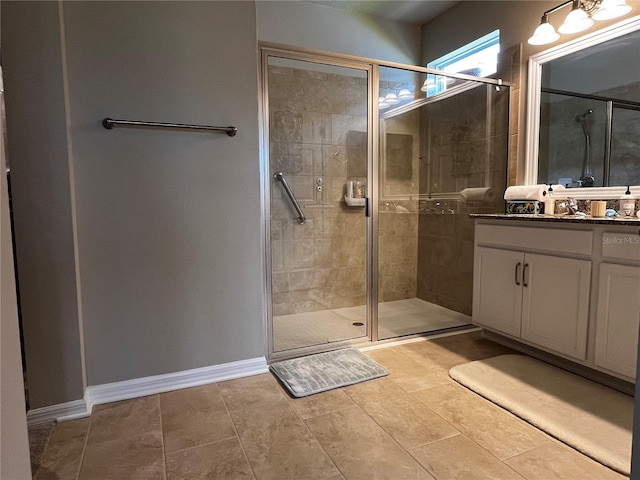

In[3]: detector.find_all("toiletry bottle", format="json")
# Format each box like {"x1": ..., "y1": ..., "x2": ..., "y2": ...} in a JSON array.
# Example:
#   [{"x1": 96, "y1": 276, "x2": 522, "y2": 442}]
[
  {"x1": 619, "y1": 185, "x2": 635, "y2": 217},
  {"x1": 545, "y1": 184, "x2": 555, "y2": 216},
  {"x1": 346, "y1": 181, "x2": 354, "y2": 199}
]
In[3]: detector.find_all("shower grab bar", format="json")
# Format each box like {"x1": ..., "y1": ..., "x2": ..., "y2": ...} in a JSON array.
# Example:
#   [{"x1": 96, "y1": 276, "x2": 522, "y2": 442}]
[
  {"x1": 102, "y1": 118, "x2": 237, "y2": 136},
  {"x1": 273, "y1": 172, "x2": 306, "y2": 225}
]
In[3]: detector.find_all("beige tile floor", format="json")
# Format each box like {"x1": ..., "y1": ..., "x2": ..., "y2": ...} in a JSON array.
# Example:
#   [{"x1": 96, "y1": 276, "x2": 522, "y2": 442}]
[
  {"x1": 29, "y1": 331, "x2": 629, "y2": 480},
  {"x1": 274, "y1": 298, "x2": 471, "y2": 351}
]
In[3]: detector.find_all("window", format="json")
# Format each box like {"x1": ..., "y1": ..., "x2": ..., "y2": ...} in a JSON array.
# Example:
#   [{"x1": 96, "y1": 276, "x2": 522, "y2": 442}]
[{"x1": 424, "y1": 29, "x2": 500, "y2": 96}]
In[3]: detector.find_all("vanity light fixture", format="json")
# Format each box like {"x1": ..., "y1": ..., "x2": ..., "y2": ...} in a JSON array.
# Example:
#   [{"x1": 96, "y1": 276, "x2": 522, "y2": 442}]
[
  {"x1": 528, "y1": 0, "x2": 632, "y2": 45},
  {"x1": 420, "y1": 78, "x2": 434, "y2": 92},
  {"x1": 419, "y1": 75, "x2": 456, "y2": 92},
  {"x1": 558, "y1": 0, "x2": 594, "y2": 33},
  {"x1": 592, "y1": 0, "x2": 633, "y2": 20},
  {"x1": 384, "y1": 93, "x2": 400, "y2": 105},
  {"x1": 397, "y1": 88, "x2": 413, "y2": 100},
  {"x1": 378, "y1": 96, "x2": 390, "y2": 109},
  {"x1": 528, "y1": 13, "x2": 561, "y2": 45}
]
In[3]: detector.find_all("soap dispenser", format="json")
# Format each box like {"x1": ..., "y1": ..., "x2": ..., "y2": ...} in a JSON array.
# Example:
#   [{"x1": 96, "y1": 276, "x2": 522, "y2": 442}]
[
  {"x1": 545, "y1": 184, "x2": 555, "y2": 216},
  {"x1": 619, "y1": 185, "x2": 636, "y2": 217}
]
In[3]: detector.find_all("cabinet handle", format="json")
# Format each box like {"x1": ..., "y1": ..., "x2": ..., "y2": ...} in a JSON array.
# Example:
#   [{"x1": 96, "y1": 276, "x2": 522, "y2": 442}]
[
  {"x1": 515, "y1": 262, "x2": 521, "y2": 286},
  {"x1": 523, "y1": 263, "x2": 529, "y2": 287}
]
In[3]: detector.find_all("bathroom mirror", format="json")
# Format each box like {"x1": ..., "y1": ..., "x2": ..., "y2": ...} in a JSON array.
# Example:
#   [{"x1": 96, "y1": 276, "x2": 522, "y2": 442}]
[{"x1": 526, "y1": 16, "x2": 640, "y2": 195}]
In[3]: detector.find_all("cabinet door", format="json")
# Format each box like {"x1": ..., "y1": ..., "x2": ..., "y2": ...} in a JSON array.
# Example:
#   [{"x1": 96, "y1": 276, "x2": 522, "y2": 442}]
[
  {"x1": 473, "y1": 247, "x2": 523, "y2": 337},
  {"x1": 595, "y1": 263, "x2": 640, "y2": 379},
  {"x1": 521, "y1": 253, "x2": 591, "y2": 360}
]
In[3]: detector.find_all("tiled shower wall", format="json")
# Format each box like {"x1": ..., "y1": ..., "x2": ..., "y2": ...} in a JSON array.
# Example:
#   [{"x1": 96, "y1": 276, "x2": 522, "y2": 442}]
[
  {"x1": 540, "y1": 82, "x2": 640, "y2": 187},
  {"x1": 378, "y1": 99, "x2": 420, "y2": 303},
  {"x1": 269, "y1": 64, "x2": 510, "y2": 319},
  {"x1": 269, "y1": 64, "x2": 368, "y2": 316},
  {"x1": 416, "y1": 85, "x2": 510, "y2": 316}
]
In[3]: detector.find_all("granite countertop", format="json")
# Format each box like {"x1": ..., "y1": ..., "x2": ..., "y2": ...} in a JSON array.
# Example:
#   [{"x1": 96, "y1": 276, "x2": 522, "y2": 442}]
[{"x1": 471, "y1": 213, "x2": 640, "y2": 226}]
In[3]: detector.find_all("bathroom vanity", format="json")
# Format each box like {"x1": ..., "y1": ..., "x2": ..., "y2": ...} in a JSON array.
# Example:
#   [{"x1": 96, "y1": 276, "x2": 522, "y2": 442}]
[{"x1": 472, "y1": 215, "x2": 640, "y2": 384}]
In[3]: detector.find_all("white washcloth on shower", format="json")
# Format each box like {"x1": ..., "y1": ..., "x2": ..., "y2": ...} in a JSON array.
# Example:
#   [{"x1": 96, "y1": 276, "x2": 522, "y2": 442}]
[{"x1": 460, "y1": 187, "x2": 496, "y2": 202}]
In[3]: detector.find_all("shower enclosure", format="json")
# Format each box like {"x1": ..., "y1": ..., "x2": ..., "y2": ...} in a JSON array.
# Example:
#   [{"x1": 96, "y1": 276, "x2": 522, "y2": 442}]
[
  {"x1": 538, "y1": 92, "x2": 640, "y2": 187},
  {"x1": 262, "y1": 47, "x2": 509, "y2": 358}
]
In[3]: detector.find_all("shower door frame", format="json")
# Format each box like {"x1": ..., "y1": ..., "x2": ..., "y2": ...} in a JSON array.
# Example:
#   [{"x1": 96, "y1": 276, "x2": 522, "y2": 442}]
[{"x1": 260, "y1": 44, "x2": 379, "y2": 362}]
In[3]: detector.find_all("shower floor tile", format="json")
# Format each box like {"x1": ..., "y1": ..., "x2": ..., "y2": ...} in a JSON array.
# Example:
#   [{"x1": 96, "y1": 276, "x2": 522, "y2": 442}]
[{"x1": 273, "y1": 298, "x2": 471, "y2": 352}]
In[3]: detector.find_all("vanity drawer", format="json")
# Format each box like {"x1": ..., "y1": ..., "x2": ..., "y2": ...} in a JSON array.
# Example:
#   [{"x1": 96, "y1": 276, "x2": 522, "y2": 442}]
[
  {"x1": 602, "y1": 232, "x2": 640, "y2": 261},
  {"x1": 475, "y1": 224, "x2": 592, "y2": 255}
]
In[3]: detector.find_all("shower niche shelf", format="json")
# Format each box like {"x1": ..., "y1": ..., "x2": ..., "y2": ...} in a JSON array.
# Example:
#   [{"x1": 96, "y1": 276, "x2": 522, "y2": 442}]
[{"x1": 344, "y1": 195, "x2": 366, "y2": 207}]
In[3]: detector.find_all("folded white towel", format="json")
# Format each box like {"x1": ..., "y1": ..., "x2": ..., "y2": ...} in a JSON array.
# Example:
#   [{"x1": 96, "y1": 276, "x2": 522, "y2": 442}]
[
  {"x1": 504, "y1": 185, "x2": 548, "y2": 202},
  {"x1": 460, "y1": 187, "x2": 496, "y2": 202}
]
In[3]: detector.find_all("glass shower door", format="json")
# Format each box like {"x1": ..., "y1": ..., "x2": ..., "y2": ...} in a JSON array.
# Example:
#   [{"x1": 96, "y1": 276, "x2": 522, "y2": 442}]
[
  {"x1": 265, "y1": 53, "x2": 370, "y2": 354},
  {"x1": 377, "y1": 65, "x2": 509, "y2": 340}
]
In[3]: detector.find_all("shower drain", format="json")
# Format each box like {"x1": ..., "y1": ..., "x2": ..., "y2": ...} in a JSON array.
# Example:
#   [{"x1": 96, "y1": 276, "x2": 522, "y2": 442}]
[{"x1": 352, "y1": 322, "x2": 364, "y2": 326}]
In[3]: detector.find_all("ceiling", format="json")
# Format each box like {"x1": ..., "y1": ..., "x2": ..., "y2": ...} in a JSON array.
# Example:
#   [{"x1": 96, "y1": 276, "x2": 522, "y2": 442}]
[{"x1": 308, "y1": 0, "x2": 461, "y2": 25}]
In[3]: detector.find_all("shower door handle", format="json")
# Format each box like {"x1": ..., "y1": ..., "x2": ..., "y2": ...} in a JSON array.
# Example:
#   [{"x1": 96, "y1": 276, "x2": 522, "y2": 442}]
[
  {"x1": 273, "y1": 172, "x2": 306, "y2": 225},
  {"x1": 364, "y1": 197, "x2": 370, "y2": 217}
]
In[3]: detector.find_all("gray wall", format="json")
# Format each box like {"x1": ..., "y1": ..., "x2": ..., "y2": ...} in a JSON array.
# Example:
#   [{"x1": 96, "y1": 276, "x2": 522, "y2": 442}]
[
  {"x1": 2, "y1": 1, "x2": 84, "y2": 408},
  {"x1": 257, "y1": 1, "x2": 421, "y2": 64},
  {"x1": 62, "y1": 1, "x2": 263, "y2": 385},
  {"x1": 1, "y1": 60, "x2": 33, "y2": 479},
  {"x1": 3, "y1": 0, "x2": 264, "y2": 399}
]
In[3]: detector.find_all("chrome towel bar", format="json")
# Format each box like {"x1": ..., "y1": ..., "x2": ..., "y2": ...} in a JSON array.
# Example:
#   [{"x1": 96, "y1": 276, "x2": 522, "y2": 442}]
[
  {"x1": 274, "y1": 172, "x2": 306, "y2": 225},
  {"x1": 102, "y1": 118, "x2": 237, "y2": 136}
]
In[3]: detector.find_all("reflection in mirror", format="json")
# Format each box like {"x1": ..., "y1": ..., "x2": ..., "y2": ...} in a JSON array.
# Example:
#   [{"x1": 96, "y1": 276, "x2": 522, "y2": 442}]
[{"x1": 529, "y1": 18, "x2": 640, "y2": 189}]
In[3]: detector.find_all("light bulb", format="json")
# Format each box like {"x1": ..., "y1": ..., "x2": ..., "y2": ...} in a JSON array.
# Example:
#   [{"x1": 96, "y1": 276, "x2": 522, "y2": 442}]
[
  {"x1": 592, "y1": 0, "x2": 632, "y2": 20},
  {"x1": 528, "y1": 18, "x2": 560, "y2": 45},
  {"x1": 558, "y1": 7, "x2": 594, "y2": 34},
  {"x1": 384, "y1": 93, "x2": 400, "y2": 105},
  {"x1": 397, "y1": 89, "x2": 413, "y2": 99}
]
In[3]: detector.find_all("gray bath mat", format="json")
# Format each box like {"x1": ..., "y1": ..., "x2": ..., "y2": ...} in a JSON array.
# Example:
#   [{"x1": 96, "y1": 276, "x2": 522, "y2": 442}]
[{"x1": 270, "y1": 348, "x2": 388, "y2": 397}]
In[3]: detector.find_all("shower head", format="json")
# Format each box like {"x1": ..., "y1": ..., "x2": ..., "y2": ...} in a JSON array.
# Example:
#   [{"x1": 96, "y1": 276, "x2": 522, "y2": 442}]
[
  {"x1": 575, "y1": 109, "x2": 593, "y2": 123},
  {"x1": 575, "y1": 109, "x2": 593, "y2": 137}
]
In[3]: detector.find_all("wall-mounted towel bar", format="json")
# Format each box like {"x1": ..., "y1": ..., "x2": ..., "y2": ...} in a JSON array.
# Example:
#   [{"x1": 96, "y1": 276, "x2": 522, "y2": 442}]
[
  {"x1": 102, "y1": 118, "x2": 237, "y2": 136},
  {"x1": 274, "y1": 172, "x2": 306, "y2": 225}
]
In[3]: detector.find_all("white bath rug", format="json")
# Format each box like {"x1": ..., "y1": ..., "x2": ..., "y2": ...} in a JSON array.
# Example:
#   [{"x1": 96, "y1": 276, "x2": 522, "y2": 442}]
[{"x1": 450, "y1": 354, "x2": 632, "y2": 475}]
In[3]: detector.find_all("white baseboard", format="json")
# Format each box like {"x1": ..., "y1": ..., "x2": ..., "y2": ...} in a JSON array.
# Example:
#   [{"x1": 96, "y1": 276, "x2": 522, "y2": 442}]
[
  {"x1": 26, "y1": 356, "x2": 268, "y2": 425},
  {"x1": 27, "y1": 399, "x2": 90, "y2": 426},
  {"x1": 84, "y1": 356, "x2": 268, "y2": 411}
]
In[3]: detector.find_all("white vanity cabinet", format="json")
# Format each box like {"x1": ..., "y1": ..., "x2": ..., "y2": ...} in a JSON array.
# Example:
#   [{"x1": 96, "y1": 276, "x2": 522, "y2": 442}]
[
  {"x1": 473, "y1": 218, "x2": 640, "y2": 383},
  {"x1": 595, "y1": 264, "x2": 640, "y2": 377},
  {"x1": 474, "y1": 245, "x2": 591, "y2": 360},
  {"x1": 473, "y1": 247, "x2": 523, "y2": 337},
  {"x1": 594, "y1": 232, "x2": 640, "y2": 378},
  {"x1": 520, "y1": 253, "x2": 591, "y2": 360}
]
